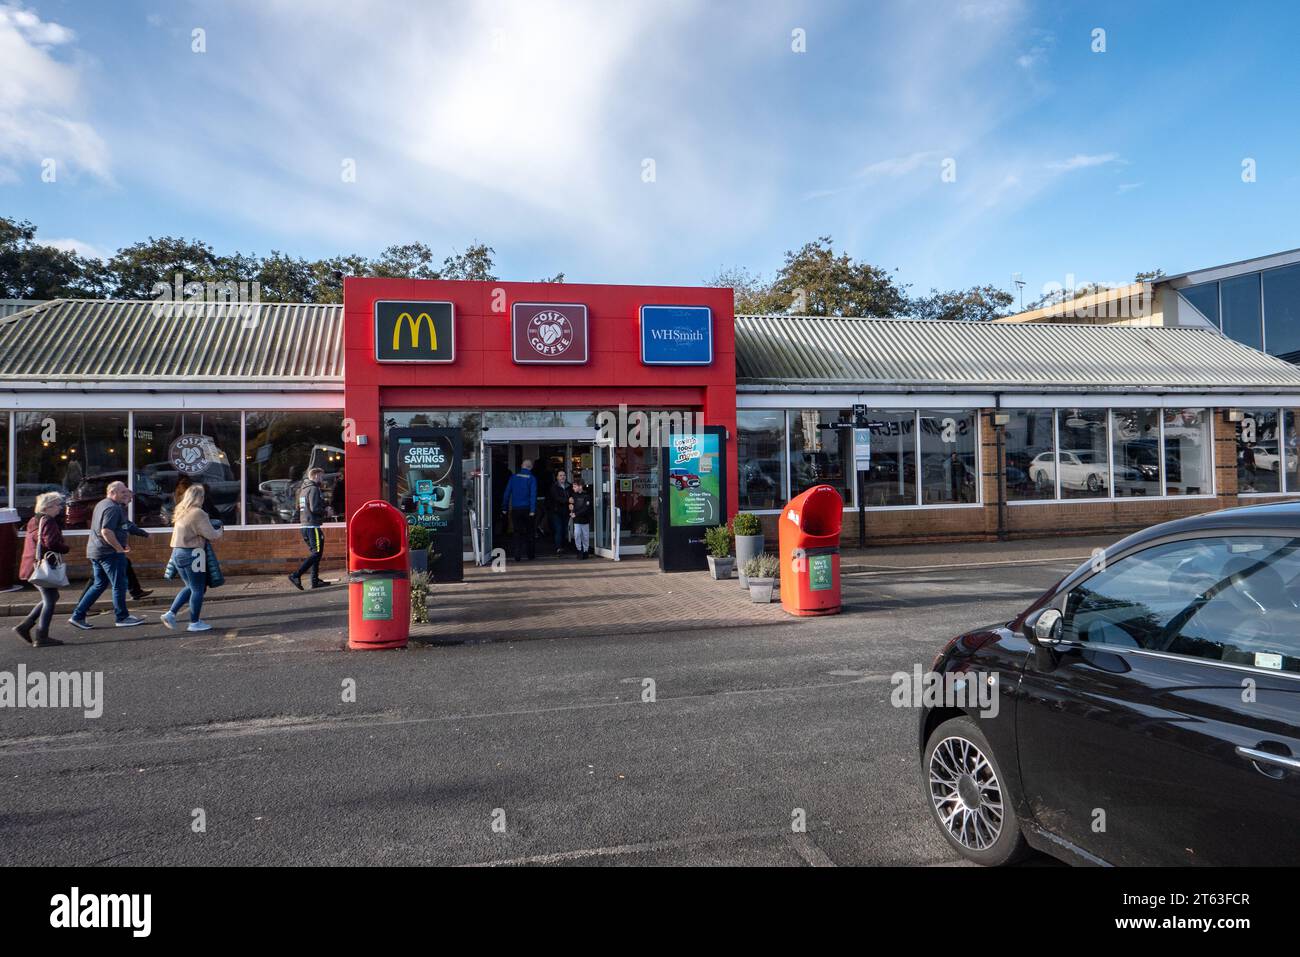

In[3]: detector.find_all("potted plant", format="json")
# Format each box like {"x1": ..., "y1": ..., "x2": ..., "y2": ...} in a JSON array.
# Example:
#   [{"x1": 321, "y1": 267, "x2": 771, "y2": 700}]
[
  {"x1": 744, "y1": 552, "x2": 780, "y2": 603},
  {"x1": 703, "y1": 524, "x2": 734, "y2": 580},
  {"x1": 733, "y1": 512, "x2": 764, "y2": 588},
  {"x1": 408, "y1": 524, "x2": 431, "y2": 574}
]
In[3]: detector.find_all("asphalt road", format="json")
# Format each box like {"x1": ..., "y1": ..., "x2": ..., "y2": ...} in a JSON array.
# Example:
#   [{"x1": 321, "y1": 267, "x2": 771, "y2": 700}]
[{"x1": 0, "y1": 558, "x2": 1078, "y2": 866}]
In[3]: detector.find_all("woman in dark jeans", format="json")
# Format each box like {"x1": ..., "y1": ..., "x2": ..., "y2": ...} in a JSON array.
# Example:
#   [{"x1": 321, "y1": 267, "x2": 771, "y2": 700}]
[{"x1": 15, "y1": 491, "x2": 70, "y2": 647}]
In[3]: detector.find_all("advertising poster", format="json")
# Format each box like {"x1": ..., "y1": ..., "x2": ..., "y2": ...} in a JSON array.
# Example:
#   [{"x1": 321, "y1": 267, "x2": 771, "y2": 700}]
[
  {"x1": 667, "y1": 432, "x2": 720, "y2": 527},
  {"x1": 393, "y1": 434, "x2": 456, "y2": 533}
]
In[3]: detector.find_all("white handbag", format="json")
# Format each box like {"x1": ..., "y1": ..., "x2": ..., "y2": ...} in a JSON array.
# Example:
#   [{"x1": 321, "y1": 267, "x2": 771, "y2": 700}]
[{"x1": 27, "y1": 517, "x2": 70, "y2": 588}]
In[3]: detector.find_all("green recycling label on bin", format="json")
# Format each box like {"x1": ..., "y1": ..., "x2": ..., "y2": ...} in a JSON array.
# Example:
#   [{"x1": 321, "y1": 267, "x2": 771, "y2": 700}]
[
  {"x1": 362, "y1": 578, "x2": 394, "y2": 620},
  {"x1": 809, "y1": 554, "x2": 833, "y2": 591}
]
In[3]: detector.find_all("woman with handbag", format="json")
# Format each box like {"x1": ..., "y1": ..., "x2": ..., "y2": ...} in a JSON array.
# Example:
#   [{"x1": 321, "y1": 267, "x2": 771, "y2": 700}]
[
  {"x1": 161, "y1": 484, "x2": 222, "y2": 633},
  {"x1": 15, "y1": 492, "x2": 71, "y2": 647}
]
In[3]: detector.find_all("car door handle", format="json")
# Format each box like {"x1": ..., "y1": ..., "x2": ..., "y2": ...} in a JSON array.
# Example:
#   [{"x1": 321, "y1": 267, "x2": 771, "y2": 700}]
[{"x1": 1235, "y1": 746, "x2": 1300, "y2": 773}]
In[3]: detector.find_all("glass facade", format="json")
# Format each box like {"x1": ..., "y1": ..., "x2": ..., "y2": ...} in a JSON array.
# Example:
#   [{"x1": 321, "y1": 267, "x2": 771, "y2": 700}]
[
  {"x1": 862, "y1": 411, "x2": 918, "y2": 506},
  {"x1": 14, "y1": 411, "x2": 129, "y2": 527},
  {"x1": 1057, "y1": 408, "x2": 1110, "y2": 499},
  {"x1": 919, "y1": 410, "x2": 977, "y2": 504},
  {"x1": 789, "y1": 409, "x2": 852, "y2": 501},
  {"x1": 245, "y1": 412, "x2": 346, "y2": 524},
  {"x1": 736, "y1": 410, "x2": 785, "y2": 510},
  {"x1": 1005, "y1": 406, "x2": 1213, "y2": 502},
  {"x1": 133, "y1": 411, "x2": 242, "y2": 526},
  {"x1": 1237, "y1": 407, "x2": 1286, "y2": 494},
  {"x1": 1181, "y1": 262, "x2": 1300, "y2": 363}
]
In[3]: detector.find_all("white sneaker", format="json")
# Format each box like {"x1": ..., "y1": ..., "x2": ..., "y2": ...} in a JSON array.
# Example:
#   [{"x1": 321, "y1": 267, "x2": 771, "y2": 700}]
[
  {"x1": 187, "y1": 620, "x2": 212, "y2": 632},
  {"x1": 160, "y1": 611, "x2": 178, "y2": 630},
  {"x1": 115, "y1": 615, "x2": 146, "y2": 628}
]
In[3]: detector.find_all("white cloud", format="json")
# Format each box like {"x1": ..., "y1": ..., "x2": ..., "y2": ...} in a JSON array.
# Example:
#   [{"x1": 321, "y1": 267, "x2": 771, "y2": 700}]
[
  {"x1": 858, "y1": 150, "x2": 947, "y2": 180},
  {"x1": 1117, "y1": 181, "x2": 1143, "y2": 193},
  {"x1": 1047, "y1": 152, "x2": 1121, "y2": 171},
  {"x1": 0, "y1": 3, "x2": 109, "y2": 182},
  {"x1": 44, "y1": 237, "x2": 109, "y2": 260}
]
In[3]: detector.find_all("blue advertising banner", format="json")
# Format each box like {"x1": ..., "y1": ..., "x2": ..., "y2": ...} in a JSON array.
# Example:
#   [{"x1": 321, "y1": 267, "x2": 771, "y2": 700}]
[{"x1": 639, "y1": 305, "x2": 713, "y2": 365}]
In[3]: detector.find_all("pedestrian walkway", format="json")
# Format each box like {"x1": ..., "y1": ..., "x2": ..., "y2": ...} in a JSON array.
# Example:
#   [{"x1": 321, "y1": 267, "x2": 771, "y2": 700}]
[{"x1": 413, "y1": 557, "x2": 788, "y2": 643}]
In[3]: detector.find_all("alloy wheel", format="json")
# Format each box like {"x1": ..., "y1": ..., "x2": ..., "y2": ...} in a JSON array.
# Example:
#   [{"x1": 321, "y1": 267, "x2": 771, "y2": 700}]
[{"x1": 929, "y1": 735, "x2": 1004, "y2": 850}]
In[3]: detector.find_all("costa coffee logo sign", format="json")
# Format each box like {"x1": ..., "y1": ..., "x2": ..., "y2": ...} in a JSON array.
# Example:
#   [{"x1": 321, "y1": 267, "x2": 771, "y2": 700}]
[
  {"x1": 169, "y1": 434, "x2": 211, "y2": 476},
  {"x1": 511, "y1": 303, "x2": 589, "y2": 364}
]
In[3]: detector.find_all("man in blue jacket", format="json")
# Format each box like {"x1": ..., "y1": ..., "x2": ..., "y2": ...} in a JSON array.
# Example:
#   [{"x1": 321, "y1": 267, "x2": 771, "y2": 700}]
[{"x1": 501, "y1": 459, "x2": 537, "y2": 561}]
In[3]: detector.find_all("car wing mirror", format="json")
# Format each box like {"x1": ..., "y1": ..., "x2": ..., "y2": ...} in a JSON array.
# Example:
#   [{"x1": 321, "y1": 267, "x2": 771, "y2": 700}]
[{"x1": 1023, "y1": 607, "x2": 1064, "y2": 646}]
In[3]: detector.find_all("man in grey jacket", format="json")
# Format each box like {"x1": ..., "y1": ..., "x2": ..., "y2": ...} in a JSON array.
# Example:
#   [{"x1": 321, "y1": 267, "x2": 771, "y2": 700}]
[
  {"x1": 288, "y1": 468, "x2": 334, "y2": 590},
  {"x1": 69, "y1": 481, "x2": 147, "y2": 629}
]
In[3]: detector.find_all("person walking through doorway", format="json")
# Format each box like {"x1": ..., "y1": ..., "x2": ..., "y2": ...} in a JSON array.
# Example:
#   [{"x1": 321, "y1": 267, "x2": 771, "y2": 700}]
[
  {"x1": 569, "y1": 478, "x2": 593, "y2": 560},
  {"x1": 69, "y1": 481, "x2": 146, "y2": 630},
  {"x1": 161, "y1": 483, "x2": 224, "y2": 633},
  {"x1": 14, "y1": 492, "x2": 70, "y2": 646},
  {"x1": 289, "y1": 467, "x2": 333, "y2": 590},
  {"x1": 502, "y1": 459, "x2": 537, "y2": 562},
  {"x1": 547, "y1": 469, "x2": 569, "y2": 556}
]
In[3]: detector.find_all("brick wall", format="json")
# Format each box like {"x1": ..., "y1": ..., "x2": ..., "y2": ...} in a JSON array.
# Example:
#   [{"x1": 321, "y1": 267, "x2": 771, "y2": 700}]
[{"x1": 57, "y1": 526, "x2": 348, "y2": 582}]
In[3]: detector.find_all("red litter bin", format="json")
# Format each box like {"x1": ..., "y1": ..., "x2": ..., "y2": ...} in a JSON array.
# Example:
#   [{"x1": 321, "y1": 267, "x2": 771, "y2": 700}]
[
  {"x1": 778, "y1": 485, "x2": 843, "y2": 616},
  {"x1": 347, "y1": 500, "x2": 410, "y2": 650}
]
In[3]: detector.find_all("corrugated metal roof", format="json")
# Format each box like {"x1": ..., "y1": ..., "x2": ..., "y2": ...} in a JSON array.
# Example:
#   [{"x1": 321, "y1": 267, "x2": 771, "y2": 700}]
[
  {"x1": 0, "y1": 299, "x2": 344, "y2": 383},
  {"x1": 734, "y1": 314, "x2": 1300, "y2": 392}
]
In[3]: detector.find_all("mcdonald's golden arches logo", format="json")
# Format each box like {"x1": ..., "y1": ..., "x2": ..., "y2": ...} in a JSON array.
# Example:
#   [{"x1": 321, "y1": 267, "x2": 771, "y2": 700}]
[{"x1": 374, "y1": 300, "x2": 455, "y2": 362}]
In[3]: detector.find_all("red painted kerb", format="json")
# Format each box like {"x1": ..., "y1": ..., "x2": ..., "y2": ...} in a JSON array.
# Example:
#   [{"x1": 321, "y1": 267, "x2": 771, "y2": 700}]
[{"x1": 342, "y1": 277, "x2": 738, "y2": 524}]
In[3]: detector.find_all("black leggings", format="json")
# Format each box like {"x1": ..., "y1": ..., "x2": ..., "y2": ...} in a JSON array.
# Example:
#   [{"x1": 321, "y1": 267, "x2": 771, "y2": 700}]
[{"x1": 21, "y1": 586, "x2": 59, "y2": 634}]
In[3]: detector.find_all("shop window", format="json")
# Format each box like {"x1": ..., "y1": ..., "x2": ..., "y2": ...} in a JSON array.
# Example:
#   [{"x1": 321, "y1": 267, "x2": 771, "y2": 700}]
[
  {"x1": 615, "y1": 444, "x2": 658, "y2": 546},
  {"x1": 789, "y1": 409, "x2": 853, "y2": 503},
  {"x1": 132, "y1": 411, "x2": 242, "y2": 526},
  {"x1": 14, "y1": 411, "x2": 129, "y2": 526},
  {"x1": 737, "y1": 410, "x2": 786, "y2": 510},
  {"x1": 861, "y1": 411, "x2": 916, "y2": 507},
  {"x1": 1221, "y1": 273, "x2": 1263, "y2": 350},
  {"x1": 1237, "y1": 408, "x2": 1282, "y2": 494},
  {"x1": 1110, "y1": 409, "x2": 1161, "y2": 497},
  {"x1": 919, "y1": 410, "x2": 977, "y2": 504},
  {"x1": 1263, "y1": 264, "x2": 1300, "y2": 363},
  {"x1": 1057, "y1": 408, "x2": 1109, "y2": 499},
  {"x1": 1005, "y1": 409, "x2": 1056, "y2": 501},
  {"x1": 1164, "y1": 409, "x2": 1212, "y2": 496},
  {"x1": 1178, "y1": 282, "x2": 1219, "y2": 326},
  {"x1": 245, "y1": 412, "x2": 346, "y2": 525}
]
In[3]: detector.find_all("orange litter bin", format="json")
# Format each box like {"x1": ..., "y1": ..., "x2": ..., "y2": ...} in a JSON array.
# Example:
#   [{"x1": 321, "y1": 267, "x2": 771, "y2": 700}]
[
  {"x1": 347, "y1": 500, "x2": 411, "y2": 650},
  {"x1": 778, "y1": 485, "x2": 843, "y2": 616}
]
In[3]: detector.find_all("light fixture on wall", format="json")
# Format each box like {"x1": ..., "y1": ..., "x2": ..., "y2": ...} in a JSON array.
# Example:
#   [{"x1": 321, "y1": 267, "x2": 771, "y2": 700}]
[
  {"x1": 992, "y1": 412, "x2": 1011, "y2": 427},
  {"x1": 1225, "y1": 409, "x2": 1245, "y2": 423},
  {"x1": 355, "y1": 434, "x2": 369, "y2": 446}
]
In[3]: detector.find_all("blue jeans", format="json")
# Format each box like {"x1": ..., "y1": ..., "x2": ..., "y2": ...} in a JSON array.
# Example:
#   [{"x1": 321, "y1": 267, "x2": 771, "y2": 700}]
[
  {"x1": 169, "y1": 547, "x2": 206, "y2": 621},
  {"x1": 551, "y1": 512, "x2": 568, "y2": 551},
  {"x1": 73, "y1": 552, "x2": 129, "y2": 623}
]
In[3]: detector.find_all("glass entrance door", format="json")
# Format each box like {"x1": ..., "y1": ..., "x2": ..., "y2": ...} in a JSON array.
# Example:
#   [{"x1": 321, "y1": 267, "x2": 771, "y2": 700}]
[{"x1": 593, "y1": 437, "x2": 619, "y2": 560}]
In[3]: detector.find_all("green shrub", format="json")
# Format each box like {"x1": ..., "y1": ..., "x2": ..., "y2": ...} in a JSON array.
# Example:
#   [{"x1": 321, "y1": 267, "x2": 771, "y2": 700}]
[
  {"x1": 732, "y1": 512, "x2": 761, "y2": 537},
  {"x1": 407, "y1": 525, "x2": 432, "y2": 550},
  {"x1": 410, "y1": 571, "x2": 430, "y2": 623},
  {"x1": 743, "y1": 552, "x2": 779, "y2": 579},
  {"x1": 703, "y1": 524, "x2": 732, "y2": 558}
]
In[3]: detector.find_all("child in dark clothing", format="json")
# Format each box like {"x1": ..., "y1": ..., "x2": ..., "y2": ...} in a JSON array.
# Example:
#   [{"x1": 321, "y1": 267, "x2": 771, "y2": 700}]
[{"x1": 569, "y1": 479, "x2": 593, "y2": 559}]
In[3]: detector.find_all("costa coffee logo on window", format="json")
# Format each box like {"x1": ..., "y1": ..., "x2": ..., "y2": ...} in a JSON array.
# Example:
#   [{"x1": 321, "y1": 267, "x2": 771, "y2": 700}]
[
  {"x1": 511, "y1": 303, "x2": 588, "y2": 364},
  {"x1": 168, "y1": 434, "x2": 211, "y2": 475}
]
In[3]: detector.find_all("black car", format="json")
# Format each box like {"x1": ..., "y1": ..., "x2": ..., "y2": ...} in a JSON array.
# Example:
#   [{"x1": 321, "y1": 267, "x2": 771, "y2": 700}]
[{"x1": 919, "y1": 502, "x2": 1300, "y2": 866}]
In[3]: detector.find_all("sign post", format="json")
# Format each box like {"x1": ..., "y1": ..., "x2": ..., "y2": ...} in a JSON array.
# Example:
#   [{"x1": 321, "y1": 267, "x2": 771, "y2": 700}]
[
  {"x1": 388, "y1": 427, "x2": 463, "y2": 582},
  {"x1": 852, "y1": 405, "x2": 870, "y2": 550}
]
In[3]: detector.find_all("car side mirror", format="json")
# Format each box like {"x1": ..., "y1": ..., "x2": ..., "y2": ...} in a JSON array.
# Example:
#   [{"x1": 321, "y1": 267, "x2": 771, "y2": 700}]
[{"x1": 1023, "y1": 607, "x2": 1064, "y2": 646}]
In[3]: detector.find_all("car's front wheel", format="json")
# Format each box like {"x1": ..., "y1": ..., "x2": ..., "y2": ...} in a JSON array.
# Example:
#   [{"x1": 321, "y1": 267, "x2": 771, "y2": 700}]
[{"x1": 923, "y1": 716, "x2": 1029, "y2": 866}]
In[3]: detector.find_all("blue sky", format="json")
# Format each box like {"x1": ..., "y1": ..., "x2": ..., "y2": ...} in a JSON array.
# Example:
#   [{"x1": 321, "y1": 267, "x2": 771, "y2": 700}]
[{"x1": 2, "y1": 0, "x2": 1298, "y2": 304}]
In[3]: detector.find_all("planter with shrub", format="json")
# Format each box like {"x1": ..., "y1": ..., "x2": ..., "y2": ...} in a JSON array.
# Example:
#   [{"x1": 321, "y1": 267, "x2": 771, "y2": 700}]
[
  {"x1": 407, "y1": 524, "x2": 431, "y2": 573},
  {"x1": 743, "y1": 552, "x2": 780, "y2": 603},
  {"x1": 732, "y1": 512, "x2": 764, "y2": 588},
  {"x1": 703, "y1": 524, "x2": 734, "y2": 580}
]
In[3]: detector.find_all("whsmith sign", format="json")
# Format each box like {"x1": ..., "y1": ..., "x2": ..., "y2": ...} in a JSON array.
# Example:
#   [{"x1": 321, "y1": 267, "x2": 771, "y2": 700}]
[
  {"x1": 375, "y1": 300, "x2": 456, "y2": 362},
  {"x1": 639, "y1": 305, "x2": 713, "y2": 365}
]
